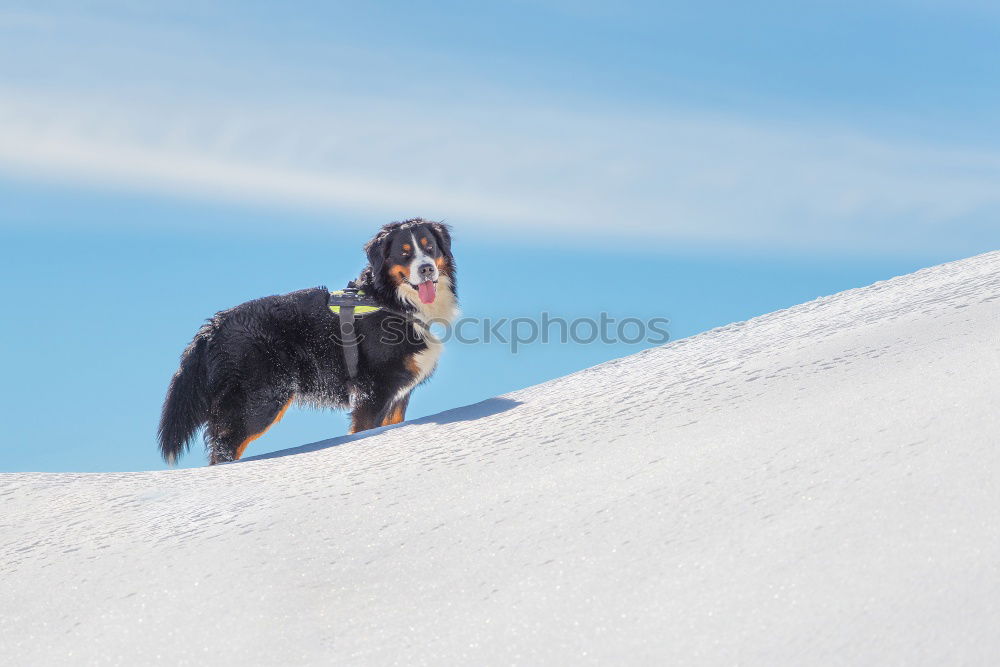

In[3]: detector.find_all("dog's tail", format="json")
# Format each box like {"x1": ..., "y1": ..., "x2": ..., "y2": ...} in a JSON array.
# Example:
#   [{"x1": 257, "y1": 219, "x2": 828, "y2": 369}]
[{"x1": 158, "y1": 326, "x2": 211, "y2": 465}]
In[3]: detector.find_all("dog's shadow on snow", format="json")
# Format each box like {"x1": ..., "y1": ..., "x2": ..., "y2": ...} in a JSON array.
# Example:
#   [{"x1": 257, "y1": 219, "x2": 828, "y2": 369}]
[{"x1": 240, "y1": 397, "x2": 522, "y2": 463}]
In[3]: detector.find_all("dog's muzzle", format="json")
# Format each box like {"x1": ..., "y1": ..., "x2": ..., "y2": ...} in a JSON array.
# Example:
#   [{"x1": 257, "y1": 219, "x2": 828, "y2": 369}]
[{"x1": 409, "y1": 262, "x2": 439, "y2": 304}]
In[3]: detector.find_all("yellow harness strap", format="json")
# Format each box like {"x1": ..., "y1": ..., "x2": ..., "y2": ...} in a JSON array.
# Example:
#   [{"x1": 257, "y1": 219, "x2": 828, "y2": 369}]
[{"x1": 328, "y1": 290, "x2": 382, "y2": 315}]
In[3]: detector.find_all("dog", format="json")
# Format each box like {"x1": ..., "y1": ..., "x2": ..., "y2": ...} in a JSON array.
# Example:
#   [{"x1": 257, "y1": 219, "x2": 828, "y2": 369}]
[{"x1": 157, "y1": 218, "x2": 458, "y2": 465}]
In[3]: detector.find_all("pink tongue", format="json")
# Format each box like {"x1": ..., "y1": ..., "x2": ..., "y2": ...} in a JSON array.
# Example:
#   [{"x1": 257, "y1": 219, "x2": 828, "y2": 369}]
[{"x1": 418, "y1": 280, "x2": 436, "y2": 304}]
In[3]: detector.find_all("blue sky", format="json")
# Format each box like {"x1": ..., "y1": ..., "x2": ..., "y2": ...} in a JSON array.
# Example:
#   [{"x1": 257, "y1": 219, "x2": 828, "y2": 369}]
[{"x1": 1, "y1": 1, "x2": 997, "y2": 471}]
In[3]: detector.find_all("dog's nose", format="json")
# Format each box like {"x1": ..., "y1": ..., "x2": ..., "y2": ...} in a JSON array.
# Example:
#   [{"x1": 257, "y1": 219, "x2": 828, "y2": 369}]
[{"x1": 418, "y1": 263, "x2": 435, "y2": 281}]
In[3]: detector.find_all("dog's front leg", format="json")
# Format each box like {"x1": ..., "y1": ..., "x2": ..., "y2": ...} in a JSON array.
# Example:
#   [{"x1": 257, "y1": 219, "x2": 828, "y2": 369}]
[
  {"x1": 378, "y1": 392, "x2": 411, "y2": 428},
  {"x1": 349, "y1": 399, "x2": 379, "y2": 434},
  {"x1": 349, "y1": 386, "x2": 395, "y2": 434}
]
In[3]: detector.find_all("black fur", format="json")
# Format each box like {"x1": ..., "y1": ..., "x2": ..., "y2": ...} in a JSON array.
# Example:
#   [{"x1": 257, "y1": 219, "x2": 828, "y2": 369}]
[{"x1": 158, "y1": 218, "x2": 456, "y2": 465}]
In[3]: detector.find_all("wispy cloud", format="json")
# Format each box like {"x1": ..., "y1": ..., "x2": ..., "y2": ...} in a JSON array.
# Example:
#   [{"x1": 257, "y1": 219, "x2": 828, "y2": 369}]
[
  {"x1": 1, "y1": 2, "x2": 999, "y2": 253},
  {"x1": 0, "y1": 91, "x2": 539, "y2": 224},
  {"x1": 3, "y1": 87, "x2": 998, "y2": 253}
]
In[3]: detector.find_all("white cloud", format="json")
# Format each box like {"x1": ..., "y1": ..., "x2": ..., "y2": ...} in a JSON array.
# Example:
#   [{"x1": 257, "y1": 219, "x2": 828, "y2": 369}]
[
  {"x1": 1, "y1": 3, "x2": 998, "y2": 253},
  {"x1": 2, "y1": 88, "x2": 999, "y2": 252}
]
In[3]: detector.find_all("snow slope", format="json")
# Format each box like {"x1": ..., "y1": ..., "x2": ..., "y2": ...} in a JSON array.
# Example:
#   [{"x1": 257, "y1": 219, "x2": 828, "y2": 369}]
[{"x1": 2, "y1": 252, "x2": 999, "y2": 665}]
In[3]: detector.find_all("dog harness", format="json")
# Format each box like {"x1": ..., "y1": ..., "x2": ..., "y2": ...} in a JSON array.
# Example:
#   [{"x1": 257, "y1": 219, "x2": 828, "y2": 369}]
[{"x1": 328, "y1": 284, "x2": 428, "y2": 379}]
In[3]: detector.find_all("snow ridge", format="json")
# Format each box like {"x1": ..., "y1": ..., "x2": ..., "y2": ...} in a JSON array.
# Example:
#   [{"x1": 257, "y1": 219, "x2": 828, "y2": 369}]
[{"x1": 2, "y1": 251, "x2": 999, "y2": 665}]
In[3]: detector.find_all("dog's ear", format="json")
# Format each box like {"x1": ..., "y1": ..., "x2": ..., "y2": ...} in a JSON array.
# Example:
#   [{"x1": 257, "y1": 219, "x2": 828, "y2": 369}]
[
  {"x1": 429, "y1": 222, "x2": 452, "y2": 258},
  {"x1": 429, "y1": 221, "x2": 456, "y2": 295},
  {"x1": 365, "y1": 233, "x2": 385, "y2": 270},
  {"x1": 364, "y1": 226, "x2": 392, "y2": 288}
]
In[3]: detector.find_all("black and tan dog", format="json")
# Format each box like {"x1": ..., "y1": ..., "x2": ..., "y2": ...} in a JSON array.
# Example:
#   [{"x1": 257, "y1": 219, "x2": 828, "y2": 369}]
[{"x1": 158, "y1": 218, "x2": 457, "y2": 465}]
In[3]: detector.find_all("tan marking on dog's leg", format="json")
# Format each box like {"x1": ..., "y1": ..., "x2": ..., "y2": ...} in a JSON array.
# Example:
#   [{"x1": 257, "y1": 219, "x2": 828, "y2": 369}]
[
  {"x1": 234, "y1": 395, "x2": 294, "y2": 460},
  {"x1": 380, "y1": 403, "x2": 407, "y2": 427}
]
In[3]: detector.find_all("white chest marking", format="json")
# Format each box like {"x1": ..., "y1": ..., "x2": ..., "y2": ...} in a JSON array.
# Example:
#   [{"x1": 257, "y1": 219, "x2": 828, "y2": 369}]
[
  {"x1": 391, "y1": 233, "x2": 457, "y2": 403},
  {"x1": 395, "y1": 338, "x2": 442, "y2": 403}
]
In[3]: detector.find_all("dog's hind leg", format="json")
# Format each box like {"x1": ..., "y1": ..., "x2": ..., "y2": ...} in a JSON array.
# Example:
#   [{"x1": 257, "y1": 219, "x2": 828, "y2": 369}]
[
  {"x1": 207, "y1": 390, "x2": 294, "y2": 464},
  {"x1": 235, "y1": 391, "x2": 295, "y2": 461}
]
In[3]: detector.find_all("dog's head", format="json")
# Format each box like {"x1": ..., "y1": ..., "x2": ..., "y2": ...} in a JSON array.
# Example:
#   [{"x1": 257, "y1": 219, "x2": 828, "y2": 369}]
[{"x1": 364, "y1": 218, "x2": 457, "y2": 317}]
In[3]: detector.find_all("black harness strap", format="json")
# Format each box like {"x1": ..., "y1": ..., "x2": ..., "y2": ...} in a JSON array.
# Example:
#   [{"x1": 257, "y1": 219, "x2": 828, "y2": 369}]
[
  {"x1": 339, "y1": 304, "x2": 360, "y2": 379},
  {"x1": 328, "y1": 283, "x2": 433, "y2": 380}
]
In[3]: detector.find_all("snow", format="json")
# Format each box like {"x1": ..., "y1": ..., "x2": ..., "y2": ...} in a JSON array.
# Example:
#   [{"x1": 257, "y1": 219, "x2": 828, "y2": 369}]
[{"x1": 2, "y1": 251, "x2": 999, "y2": 665}]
